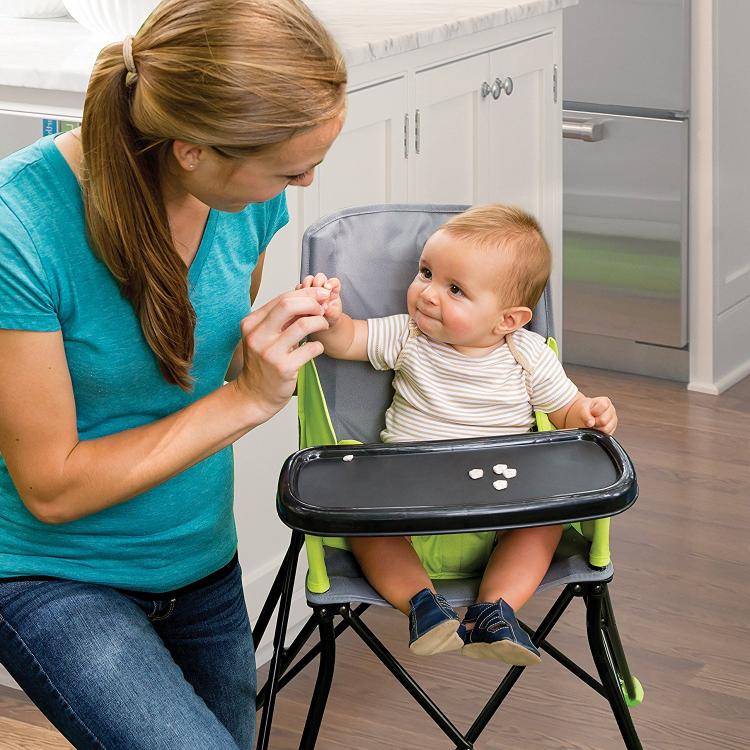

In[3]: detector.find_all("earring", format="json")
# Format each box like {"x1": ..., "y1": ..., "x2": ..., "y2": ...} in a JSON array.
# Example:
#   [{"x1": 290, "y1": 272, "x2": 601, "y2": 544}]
[{"x1": 188, "y1": 163, "x2": 196, "y2": 170}]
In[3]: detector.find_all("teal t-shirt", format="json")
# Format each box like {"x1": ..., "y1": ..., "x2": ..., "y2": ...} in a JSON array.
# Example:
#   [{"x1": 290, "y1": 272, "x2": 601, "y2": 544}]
[{"x1": 0, "y1": 135, "x2": 288, "y2": 592}]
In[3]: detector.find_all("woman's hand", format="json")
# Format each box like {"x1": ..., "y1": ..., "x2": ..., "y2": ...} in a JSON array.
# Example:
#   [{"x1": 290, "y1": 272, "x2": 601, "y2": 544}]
[
  {"x1": 297, "y1": 273, "x2": 343, "y2": 327},
  {"x1": 234, "y1": 286, "x2": 331, "y2": 422}
]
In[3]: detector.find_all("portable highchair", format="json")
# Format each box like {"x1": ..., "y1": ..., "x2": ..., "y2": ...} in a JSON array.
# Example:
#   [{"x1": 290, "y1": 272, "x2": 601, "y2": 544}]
[{"x1": 253, "y1": 204, "x2": 644, "y2": 750}]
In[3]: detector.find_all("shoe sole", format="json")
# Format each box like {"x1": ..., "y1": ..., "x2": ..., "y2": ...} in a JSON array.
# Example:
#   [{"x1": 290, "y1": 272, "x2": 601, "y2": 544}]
[
  {"x1": 409, "y1": 619, "x2": 463, "y2": 656},
  {"x1": 462, "y1": 640, "x2": 542, "y2": 666}
]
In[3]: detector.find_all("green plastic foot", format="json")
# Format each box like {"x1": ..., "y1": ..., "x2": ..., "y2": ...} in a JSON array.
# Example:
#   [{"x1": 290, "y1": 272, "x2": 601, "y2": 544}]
[{"x1": 619, "y1": 675, "x2": 644, "y2": 707}]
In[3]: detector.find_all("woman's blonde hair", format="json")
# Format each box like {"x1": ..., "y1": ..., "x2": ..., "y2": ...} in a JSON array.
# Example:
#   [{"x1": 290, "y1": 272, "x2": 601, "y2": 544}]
[
  {"x1": 441, "y1": 204, "x2": 551, "y2": 310},
  {"x1": 81, "y1": 0, "x2": 347, "y2": 390}
]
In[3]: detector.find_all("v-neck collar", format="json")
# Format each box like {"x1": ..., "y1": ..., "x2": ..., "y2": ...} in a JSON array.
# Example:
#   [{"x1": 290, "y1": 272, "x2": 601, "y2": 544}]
[
  {"x1": 187, "y1": 208, "x2": 218, "y2": 287},
  {"x1": 43, "y1": 134, "x2": 218, "y2": 288}
]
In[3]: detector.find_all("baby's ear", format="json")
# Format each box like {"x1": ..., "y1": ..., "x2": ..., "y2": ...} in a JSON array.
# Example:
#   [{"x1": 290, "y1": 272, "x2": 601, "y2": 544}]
[{"x1": 494, "y1": 306, "x2": 532, "y2": 334}]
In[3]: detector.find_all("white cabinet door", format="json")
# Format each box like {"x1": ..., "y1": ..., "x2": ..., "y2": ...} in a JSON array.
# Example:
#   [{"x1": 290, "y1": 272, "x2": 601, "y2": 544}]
[
  {"x1": 302, "y1": 76, "x2": 408, "y2": 227},
  {"x1": 486, "y1": 34, "x2": 562, "y2": 323},
  {"x1": 412, "y1": 54, "x2": 490, "y2": 204},
  {"x1": 486, "y1": 35, "x2": 557, "y2": 223}
]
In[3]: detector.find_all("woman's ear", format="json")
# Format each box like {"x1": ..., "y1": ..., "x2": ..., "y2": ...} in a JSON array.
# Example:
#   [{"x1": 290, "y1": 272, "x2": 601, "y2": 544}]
[
  {"x1": 171, "y1": 140, "x2": 206, "y2": 172},
  {"x1": 493, "y1": 306, "x2": 533, "y2": 335}
]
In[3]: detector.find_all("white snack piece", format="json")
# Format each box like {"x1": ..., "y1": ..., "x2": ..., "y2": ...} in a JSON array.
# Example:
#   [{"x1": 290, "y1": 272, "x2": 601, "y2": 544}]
[
  {"x1": 342, "y1": 454, "x2": 354, "y2": 462},
  {"x1": 468, "y1": 468, "x2": 484, "y2": 479},
  {"x1": 492, "y1": 463, "x2": 507, "y2": 475},
  {"x1": 503, "y1": 467, "x2": 517, "y2": 478},
  {"x1": 493, "y1": 479, "x2": 508, "y2": 490}
]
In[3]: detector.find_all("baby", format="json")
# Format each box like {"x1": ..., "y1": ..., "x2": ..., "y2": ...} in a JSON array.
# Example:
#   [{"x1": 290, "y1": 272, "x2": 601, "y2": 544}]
[{"x1": 301, "y1": 204, "x2": 617, "y2": 666}]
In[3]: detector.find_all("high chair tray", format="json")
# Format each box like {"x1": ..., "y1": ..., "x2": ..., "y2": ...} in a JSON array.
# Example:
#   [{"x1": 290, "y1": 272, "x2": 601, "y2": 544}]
[{"x1": 277, "y1": 429, "x2": 637, "y2": 536}]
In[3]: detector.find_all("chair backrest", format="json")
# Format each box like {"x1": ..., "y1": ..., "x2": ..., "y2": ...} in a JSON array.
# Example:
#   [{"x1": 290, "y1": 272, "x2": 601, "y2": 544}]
[{"x1": 301, "y1": 204, "x2": 555, "y2": 444}]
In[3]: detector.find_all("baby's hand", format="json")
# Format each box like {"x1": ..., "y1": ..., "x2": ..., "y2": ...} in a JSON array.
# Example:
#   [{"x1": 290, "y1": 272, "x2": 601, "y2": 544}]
[
  {"x1": 296, "y1": 273, "x2": 343, "y2": 326},
  {"x1": 579, "y1": 396, "x2": 618, "y2": 434}
]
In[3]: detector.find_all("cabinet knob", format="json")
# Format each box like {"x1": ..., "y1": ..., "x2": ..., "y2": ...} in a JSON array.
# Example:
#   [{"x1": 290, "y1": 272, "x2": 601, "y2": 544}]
[
  {"x1": 491, "y1": 77, "x2": 514, "y2": 99},
  {"x1": 481, "y1": 81, "x2": 491, "y2": 99}
]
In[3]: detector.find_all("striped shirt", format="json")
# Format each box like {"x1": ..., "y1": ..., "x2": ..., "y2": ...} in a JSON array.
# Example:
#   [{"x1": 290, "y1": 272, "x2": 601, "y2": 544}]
[{"x1": 367, "y1": 314, "x2": 578, "y2": 443}]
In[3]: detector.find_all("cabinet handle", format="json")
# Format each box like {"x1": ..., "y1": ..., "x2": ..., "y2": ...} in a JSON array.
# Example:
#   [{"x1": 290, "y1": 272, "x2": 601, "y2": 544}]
[
  {"x1": 492, "y1": 77, "x2": 514, "y2": 99},
  {"x1": 404, "y1": 113, "x2": 409, "y2": 158},
  {"x1": 562, "y1": 118, "x2": 605, "y2": 142},
  {"x1": 415, "y1": 109, "x2": 420, "y2": 155},
  {"x1": 481, "y1": 81, "x2": 491, "y2": 99}
]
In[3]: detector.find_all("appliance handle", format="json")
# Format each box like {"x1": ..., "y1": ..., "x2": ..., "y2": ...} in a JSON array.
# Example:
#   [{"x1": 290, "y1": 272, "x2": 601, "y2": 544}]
[{"x1": 562, "y1": 118, "x2": 605, "y2": 142}]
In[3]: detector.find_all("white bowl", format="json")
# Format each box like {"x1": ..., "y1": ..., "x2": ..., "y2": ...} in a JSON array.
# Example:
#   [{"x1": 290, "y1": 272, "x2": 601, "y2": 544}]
[
  {"x1": 63, "y1": 0, "x2": 159, "y2": 38},
  {"x1": 0, "y1": 1, "x2": 68, "y2": 17}
]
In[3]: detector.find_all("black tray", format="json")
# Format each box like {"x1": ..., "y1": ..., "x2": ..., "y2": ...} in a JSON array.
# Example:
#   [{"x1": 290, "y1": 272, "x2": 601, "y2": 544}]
[{"x1": 277, "y1": 429, "x2": 638, "y2": 536}]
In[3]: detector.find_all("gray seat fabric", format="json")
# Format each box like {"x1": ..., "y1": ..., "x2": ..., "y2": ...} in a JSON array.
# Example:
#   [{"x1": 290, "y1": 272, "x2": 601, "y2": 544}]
[
  {"x1": 307, "y1": 528, "x2": 613, "y2": 607},
  {"x1": 299, "y1": 204, "x2": 606, "y2": 607}
]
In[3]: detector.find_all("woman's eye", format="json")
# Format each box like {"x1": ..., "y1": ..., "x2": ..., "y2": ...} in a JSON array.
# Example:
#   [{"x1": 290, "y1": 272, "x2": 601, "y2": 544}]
[
  {"x1": 420, "y1": 268, "x2": 432, "y2": 279},
  {"x1": 288, "y1": 170, "x2": 310, "y2": 182},
  {"x1": 450, "y1": 285, "x2": 463, "y2": 296}
]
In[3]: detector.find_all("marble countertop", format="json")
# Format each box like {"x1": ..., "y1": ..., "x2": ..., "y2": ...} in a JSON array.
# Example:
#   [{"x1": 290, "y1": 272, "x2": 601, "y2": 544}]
[{"x1": 0, "y1": 0, "x2": 576, "y2": 94}]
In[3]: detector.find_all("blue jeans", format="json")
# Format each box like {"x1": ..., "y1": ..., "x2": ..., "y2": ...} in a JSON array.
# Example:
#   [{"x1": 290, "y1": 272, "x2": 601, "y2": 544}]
[{"x1": 0, "y1": 555, "x2": 255, "y2": 749}]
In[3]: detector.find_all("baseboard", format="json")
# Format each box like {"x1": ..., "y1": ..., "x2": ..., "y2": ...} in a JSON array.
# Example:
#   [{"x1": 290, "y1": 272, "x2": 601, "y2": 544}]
[
  {"x1": 686, "y1": 379, "x2": 720, "y2": 395},
  {"x1": 714, "y1": 358, "x2": 750, "y2": 394}
]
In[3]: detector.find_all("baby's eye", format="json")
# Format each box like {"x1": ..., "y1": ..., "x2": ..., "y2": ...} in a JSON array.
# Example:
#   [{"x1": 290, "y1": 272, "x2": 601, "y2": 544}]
[
  {"x1": 449, "y1": 284, "x2": 463, "y2": 296},
  {"x1": 420, "y1": 267, "x2": 432, "y2": 280}
]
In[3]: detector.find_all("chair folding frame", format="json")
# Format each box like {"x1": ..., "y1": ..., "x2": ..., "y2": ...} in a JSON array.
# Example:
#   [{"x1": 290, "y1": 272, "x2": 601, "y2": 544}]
[{"x1": 252, "y1": 205, "x2": 645, "y2": 750}]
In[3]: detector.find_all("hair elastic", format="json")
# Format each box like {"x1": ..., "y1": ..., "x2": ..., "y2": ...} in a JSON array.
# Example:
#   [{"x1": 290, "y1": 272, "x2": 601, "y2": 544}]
[{"x1": 122, "y1": 35, "x2": 137, "y2": 76}]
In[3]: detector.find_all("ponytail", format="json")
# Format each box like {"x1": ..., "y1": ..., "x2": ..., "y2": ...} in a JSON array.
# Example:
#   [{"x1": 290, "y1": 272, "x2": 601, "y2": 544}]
[{"x1": 81, "y1": 39, "x2": 196, "y2": 389}]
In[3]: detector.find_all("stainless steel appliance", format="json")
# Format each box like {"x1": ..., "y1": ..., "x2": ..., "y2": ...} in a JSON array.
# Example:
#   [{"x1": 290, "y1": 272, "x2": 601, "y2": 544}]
[{"x1": 562, "y1": 0, "x2": 690, "y2": 379}]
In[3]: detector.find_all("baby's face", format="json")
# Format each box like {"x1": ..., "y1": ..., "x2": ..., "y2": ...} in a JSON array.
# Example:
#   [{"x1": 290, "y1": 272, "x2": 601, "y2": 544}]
[{"x1": 406, "y1": 229, "x2": 511, "y2": 349}]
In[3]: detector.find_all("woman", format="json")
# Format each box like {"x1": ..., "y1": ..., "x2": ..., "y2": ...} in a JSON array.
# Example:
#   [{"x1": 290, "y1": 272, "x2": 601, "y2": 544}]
[{"x1": 0, "y1": 1, "x2": 346, "y2": 747}]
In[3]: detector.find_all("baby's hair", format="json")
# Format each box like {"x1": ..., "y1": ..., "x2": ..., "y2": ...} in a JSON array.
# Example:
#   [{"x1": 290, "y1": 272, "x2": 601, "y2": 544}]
[{"x1": 440, "y1": 204, "x2": 551, "y2": 310}]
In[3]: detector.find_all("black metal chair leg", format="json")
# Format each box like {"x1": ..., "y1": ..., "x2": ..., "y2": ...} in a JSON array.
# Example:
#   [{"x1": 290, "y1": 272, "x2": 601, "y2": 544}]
[
  {"x1": 299, "y1": 606, "x2": 337, "y2": 750},
  {"x1": 586, "y1": 584, "x2": 643, "y2": 750},
  {"x1": 256, "y1": 614, "x2": 318, "y2": 711},
  {"x1": 273, "y1": 603, "x2": 371, "y2": 700},
  {"x1": 461, "y1": 584, "x2": 577, "y2": 747},
  {"x1": 342, "y1": 606, "x2": 473, "y2": 750},
  {"x1": 256, "y1": 531, "x2": 303, "y2": 750},
  {"x1": 253, "y1": 536, "x2": 300, "y2": 648},
  {"x1": 601, "y1": 586, "x2": 639, "y2": 701}
]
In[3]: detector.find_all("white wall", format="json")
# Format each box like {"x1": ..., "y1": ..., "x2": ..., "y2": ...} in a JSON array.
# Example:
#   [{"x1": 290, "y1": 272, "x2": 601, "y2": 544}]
[
  {"x1": 689, "y1": 0, "x2": 750, "y2": 394},
  {"x1": 712, "y1": 0, "x2": 750, "y2": 390}
]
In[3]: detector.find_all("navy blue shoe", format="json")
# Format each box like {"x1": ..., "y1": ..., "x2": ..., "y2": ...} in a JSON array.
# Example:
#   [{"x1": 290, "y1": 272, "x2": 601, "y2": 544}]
[
  {"x1": 461, "y1": 599, "x2": 542, "y2": 666},
  {"x1": 408, "y1": 588, "x2": 463, "y2": 656}
]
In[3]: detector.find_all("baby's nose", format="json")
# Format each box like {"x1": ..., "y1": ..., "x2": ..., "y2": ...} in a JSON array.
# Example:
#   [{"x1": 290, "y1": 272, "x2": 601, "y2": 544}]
[{"x1": 420, "y1": 286, "x2": 437, "y2": 304}]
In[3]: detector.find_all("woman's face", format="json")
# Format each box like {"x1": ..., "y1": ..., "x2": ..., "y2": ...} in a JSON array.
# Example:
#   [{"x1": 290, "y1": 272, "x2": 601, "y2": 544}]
[{"x1": 170, "y1": 109, "x2": 345, "y2": 211}]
